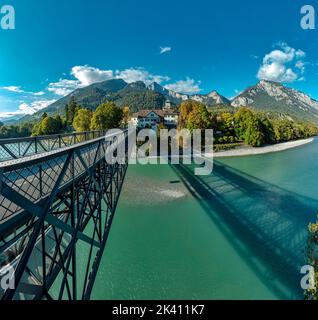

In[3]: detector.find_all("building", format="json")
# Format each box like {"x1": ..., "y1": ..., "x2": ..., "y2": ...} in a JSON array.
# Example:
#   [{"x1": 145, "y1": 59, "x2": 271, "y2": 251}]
[
  {"x1": 129, "y1": 109, "x2": 179, "y2": 129},
  {"x1": 164, "y1": 100, "x2": 174, "y2": 109}
]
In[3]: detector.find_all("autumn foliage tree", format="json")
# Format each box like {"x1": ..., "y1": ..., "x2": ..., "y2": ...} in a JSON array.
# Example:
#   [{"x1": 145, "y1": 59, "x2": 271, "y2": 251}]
[
  {"x1": 122, "y1": 106, "x2": 131, "y2": 127},
  {"x1": 178, "y1": 101, "x2": 195, "y2": 129},
  {"x1": 178, "y1": 101, "x2": 211, "y2": 132}
]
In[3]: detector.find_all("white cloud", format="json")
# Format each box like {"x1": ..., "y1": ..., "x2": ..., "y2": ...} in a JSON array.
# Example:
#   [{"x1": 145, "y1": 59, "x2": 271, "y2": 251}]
[
  {"x1": 33, "y1": 91, "x2": 46, "y2": 96},
  {"x1": 257, "y1": 43, "x2": 306, "y2": 83},
  {"x1": 48, "y1": 66, "x2": 171, "y2": 96},
  {"x1": 48, "y1": 65, "x2": 115, "y2": 97},
  {"x1": 115, "y1": 68, "x2": 170, "y2": 85},
  {"x1": 0, "y1": 99, "x2": 56, "y2": 118},
  {"x1": 165, "y1": 77, "x2": 202, "y2": 94},
  {"x1": 160, "y1": 46, "x2": 172, "y2": 54},
  {"x1": 18, "y1": 100, "x2": 56, "y2": 114},
  {"x1": 71, "y1": 66, "x2": 114, "y2": 86},
  {"x1": 1, "y1": 65, "x2": 200, "y2": 118},
  {"x1": 296, "y1": 49, "x2": 306, "y2": 58},
  {"x1": 295, "y1": 60, "x2": 306, "y2": 74},
  {"x1": 0, "y1": 86, "x2": 24, "y2": 93},
  {"x1": 0, "y1": 86, "x2": 47, "y2": 96},
  {"x1": 48, "y1": 79, "x2": 81, "y2": 96}
]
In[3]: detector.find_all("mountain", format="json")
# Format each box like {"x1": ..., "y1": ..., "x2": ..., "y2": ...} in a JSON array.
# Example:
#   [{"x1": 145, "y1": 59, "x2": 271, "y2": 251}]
[
  {"x1": 18, "y1": 79, "x2": 230, "y2": 124},
  {"x1": 191, "y1": 91, "x2": 231, "y2": 105},
  {"x1": 0, "y1": 115, "x2": 25, "y2": 125},
  {"x1": 147, "y1": 82, "x2": 191, "y2": 103},
  {"x1": 20, "y1": 79, "x2": 128, "y2": 123},
  {"x1": 147, "y1": 82, "x2": 230, "y2": 105},
  {"x1": 17, "y1": 78, "x2": 318, "y2": 125},
  {"x1": 18, "y1": 79, "x2": 169, "y2": 123},
  {"x1": 231, "y1": 80, "x2": 318, "y2": 122},
  {"x1": 111, "y1": 81, "x2": 166, "y2": 111}
]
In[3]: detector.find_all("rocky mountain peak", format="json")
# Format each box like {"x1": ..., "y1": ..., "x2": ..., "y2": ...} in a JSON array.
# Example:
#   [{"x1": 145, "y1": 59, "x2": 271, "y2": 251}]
[{"x1": 231, "y1": 80, "x2": 318, "y2": 122}]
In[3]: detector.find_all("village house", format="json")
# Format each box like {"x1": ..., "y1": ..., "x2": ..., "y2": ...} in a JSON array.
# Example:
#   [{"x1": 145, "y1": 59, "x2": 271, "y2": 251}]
[{"x1": 129, "y1": 106, "x2": 179, "y2": 129}]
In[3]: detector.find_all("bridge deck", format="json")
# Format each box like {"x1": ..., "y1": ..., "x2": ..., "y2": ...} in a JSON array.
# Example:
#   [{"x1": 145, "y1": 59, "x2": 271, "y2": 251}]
[
  {"x1": 0, "y1": 130, "x2": 129, "y2": 300},
  {"x1": 0, "y1": 130, "x2": 106, "y2": 163}
]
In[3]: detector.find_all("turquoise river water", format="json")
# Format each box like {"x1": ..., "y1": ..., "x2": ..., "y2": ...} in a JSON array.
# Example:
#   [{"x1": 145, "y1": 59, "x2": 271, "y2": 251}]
[{"x1": 90, "y1": 138, "x2": 318, "y2": 300}]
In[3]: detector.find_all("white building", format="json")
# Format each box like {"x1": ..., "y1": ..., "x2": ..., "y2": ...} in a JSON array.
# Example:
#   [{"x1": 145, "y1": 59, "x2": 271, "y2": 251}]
[{"x1": 129, "y1": 109, "x2": 179, "y2": 129}]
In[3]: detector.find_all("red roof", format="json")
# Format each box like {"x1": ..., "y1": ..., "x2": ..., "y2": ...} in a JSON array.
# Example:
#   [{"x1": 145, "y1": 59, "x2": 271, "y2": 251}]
[{"x1": 133, "y1": 109, "x2": 179, "y2": 118}]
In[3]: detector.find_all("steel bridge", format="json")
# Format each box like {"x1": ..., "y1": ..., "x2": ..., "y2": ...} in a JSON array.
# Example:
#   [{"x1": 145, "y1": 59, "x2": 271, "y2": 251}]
[{"x1": 0, "y1": 130, "x2": 129, "y2": 300}]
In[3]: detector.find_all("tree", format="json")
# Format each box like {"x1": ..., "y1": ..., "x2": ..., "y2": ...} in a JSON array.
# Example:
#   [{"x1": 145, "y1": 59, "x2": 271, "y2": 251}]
[
  {"x1": 54, "y1": 114, "x2": 64, "y2": 133},
  {"x1": 32, "y1": 115, "x2": 64, "y2": 136},
  {"x1": 90, "y1": 102, "x2": 123, "y2": 130},
  {"x1": 178, "y1": 101, "x2": 195, "y2": 129},
  {"x1": 31, "y1": 123, "x2": 41, "y2": 136},
  {"x1": 272, "y1": 119, "x2": 295, "y2": 142},
  {"x1": 244, "y1": 116, "x2": 265, "y2": 147},
  {"x1": 234, "y1": 107, "x2": 254, "y2": 140},
  {"x1": 258, "y1": 114, "x2": 276, "y2": 144},
  {"x1": 19, "y1": 123, "x2": 33, "y2": 137},
  {"x1": 178, "y1": 101, "x2": 211, "y2": 131},
  {"x1": 122, "y1": 106, "x2": 131, "y2": 127},
  {"x1": 40, "y1": 117, "x2": 59, "y2": 135},
  {"x1": 73, "y1": 109, "x2": 93, "y2": 132},
  {"x1": 65, "y1": 97, "x2": 80, "y2": 125},
  {"x1": 219, "y1": 112, "x2": 235, "y2": 136}
]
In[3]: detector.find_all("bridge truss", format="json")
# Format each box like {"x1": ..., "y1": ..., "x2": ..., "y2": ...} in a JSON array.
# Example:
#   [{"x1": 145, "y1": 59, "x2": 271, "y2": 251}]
[{"x1": 0, "y1": 131, "x2": 129, "y2": 300}]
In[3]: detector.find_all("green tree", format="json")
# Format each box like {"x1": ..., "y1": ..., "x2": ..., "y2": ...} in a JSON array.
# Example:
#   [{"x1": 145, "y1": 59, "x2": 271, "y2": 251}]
[
  {"x1": 32, "y1": 115, "x2": 64, "y2": 136},
  {"x1": 19, "y1": 123, "x2": 33, "y2": 137},
  {"x1": 54, "y1": 114, "x2": 64, "y2": 132},
  {"x1": 258, "y1": 115, "x2": 276, "y2": 144},
  {"x1": 233, "y1": 107, "x2": 254, "y2": 140},
  {"x1": 40, "y1": 117, "x2": 59, "y2": 135},
  {"x1": 221, "y1": 113, "x2": 234, "y2": 131},
  {"x1": 90, "y1": 102, "x2": 123, "y2": 130},
  {"x1": 73, "y1": 109, "x2": 93, "y2": 132},
  {"x1": 244, "y1": 116, "x2": 265, "y2": 147},
  {"x1": 272, "y1": 119, "x2": 294, "y2": 142},
  {"x1": 65, "y1": 97, "x2": 80, "y2": 125},
  {"x1": 217, "y1": 112, "x2": 235, "y2": 137}
]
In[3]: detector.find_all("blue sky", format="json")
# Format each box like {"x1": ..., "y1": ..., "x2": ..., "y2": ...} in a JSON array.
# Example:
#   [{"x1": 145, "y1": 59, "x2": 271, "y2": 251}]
[{"x1": 0, "y1": 0, "x2": 317, "y2": 118}]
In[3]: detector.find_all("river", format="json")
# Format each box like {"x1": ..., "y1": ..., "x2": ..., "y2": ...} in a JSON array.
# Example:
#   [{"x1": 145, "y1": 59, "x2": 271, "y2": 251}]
[{"x1": 90, "y1": 138, "x2": 318, "y2": 300}]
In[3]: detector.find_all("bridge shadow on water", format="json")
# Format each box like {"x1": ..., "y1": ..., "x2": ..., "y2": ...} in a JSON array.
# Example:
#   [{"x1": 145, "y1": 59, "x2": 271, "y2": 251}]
[{"x1": 170, "y1": 160, "x2": 318, "y2": 300}]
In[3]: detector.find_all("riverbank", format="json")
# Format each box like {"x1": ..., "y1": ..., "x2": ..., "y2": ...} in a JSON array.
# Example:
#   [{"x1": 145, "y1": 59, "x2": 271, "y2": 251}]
[{"x1": 213, "y1": 137, "x2": 314, "y2": 158}]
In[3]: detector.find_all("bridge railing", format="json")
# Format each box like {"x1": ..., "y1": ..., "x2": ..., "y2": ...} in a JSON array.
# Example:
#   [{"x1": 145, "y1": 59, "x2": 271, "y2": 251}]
[
  {"x1": 0, "y1": 130, "x2": 107, "y2": 162},
  {"x1": 0, "y1": 129, "x2": 130, "y2": 300}
]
